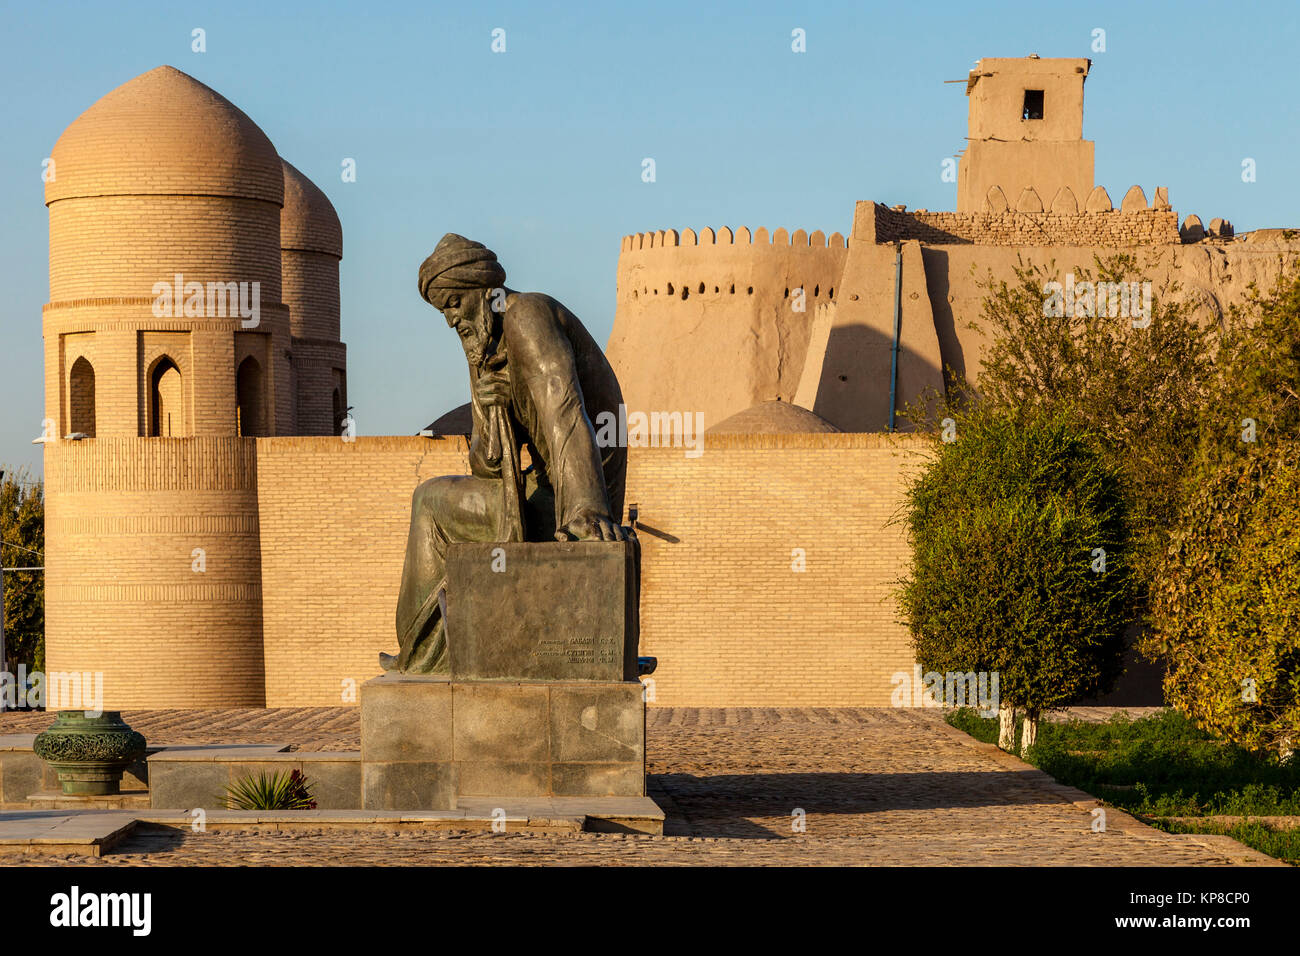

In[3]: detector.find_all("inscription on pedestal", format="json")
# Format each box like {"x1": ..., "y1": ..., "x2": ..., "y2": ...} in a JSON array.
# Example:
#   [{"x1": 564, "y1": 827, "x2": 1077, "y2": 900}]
[
  {"x1": 446, "y1": 540, "x2": 639, "y2": 682},
  {"x1": 534, "y1": 636, "x2": 620, "y2": 667}
]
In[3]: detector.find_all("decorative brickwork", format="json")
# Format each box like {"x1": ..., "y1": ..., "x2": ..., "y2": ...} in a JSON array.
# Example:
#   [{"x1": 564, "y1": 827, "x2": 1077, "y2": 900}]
[{"x1": 44, "y1": 437, "x2": 265, "y2": 709}]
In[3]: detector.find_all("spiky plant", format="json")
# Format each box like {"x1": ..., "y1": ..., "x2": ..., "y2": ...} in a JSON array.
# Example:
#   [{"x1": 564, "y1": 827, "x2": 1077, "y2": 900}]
[{"x1": 222, "y1": 768, "x2": 317, "y2": 810}]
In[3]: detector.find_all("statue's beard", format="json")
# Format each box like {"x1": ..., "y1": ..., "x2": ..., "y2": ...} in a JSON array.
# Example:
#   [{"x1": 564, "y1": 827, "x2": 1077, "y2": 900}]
[{"x1": 461, "y1": 314, "x2": 497, "y2": 369}]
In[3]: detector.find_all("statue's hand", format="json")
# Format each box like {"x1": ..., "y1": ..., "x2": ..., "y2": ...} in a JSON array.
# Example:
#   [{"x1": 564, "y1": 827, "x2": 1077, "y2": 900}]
[
  {"x1": 475, "y1": 367, "x2": 512, "y2": 408},
  {"x1": 555, "y1": 511, "x2": 629, "y2": 543}
]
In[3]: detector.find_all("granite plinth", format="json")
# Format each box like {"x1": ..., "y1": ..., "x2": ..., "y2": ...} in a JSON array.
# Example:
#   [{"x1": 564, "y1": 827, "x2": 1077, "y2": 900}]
[
  {"x1": 445, "y1": 540, "x2": 640, "y2": 682},
  {"x1": 360, "y1": 673, "x2": 646, "y2": 811}
]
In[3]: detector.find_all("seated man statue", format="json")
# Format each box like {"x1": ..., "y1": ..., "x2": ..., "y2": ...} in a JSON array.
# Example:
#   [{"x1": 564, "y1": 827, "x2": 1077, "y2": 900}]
[{"x1": 383, "y1": 233, "x2": 630, "y2": 674}]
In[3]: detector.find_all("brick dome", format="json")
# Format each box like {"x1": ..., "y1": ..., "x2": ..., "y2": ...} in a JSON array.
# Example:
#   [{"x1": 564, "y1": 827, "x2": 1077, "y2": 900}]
[
  {"x1": 421, "y1": 402, "x2": 472, "y2": 436},
  {"x1": 45, "y1": 65, "x2": 283, "y2": 206},
  {"x1": 707, "y1": 400, "x2": 841, "y2": 435},
  {"x1": 281, "y1": 159, "x2": 342, "y2": 258}
]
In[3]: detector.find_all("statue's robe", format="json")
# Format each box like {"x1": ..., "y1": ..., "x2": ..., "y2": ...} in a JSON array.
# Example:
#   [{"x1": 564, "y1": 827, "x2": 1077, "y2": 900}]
[{"x1": 393, "y1": 292, "x2": 626, "y2": 673}]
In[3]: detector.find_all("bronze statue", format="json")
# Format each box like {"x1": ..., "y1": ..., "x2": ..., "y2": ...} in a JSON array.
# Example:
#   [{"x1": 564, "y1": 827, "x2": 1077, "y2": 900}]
[{"x1": 384, "y1": 234, "x2": 630, "y2": 674}]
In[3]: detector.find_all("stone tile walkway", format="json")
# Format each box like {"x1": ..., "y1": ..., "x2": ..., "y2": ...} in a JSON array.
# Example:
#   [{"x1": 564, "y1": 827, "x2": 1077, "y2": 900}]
[{"x1": 0, "y1": 707, "x2": 1278, "y2": 866}]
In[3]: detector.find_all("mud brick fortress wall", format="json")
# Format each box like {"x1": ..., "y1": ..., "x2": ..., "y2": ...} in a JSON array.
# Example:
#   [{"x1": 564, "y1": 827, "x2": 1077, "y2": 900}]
[
  {"x1": 869, "y1": 202, "x2": 1181, "y2": 247},
  {"x1": 251, "y1": 434, "x2": 926, "y2": 708},
  {"x1": 606, "y1": 226, "x2": 848, "y2": 431}
]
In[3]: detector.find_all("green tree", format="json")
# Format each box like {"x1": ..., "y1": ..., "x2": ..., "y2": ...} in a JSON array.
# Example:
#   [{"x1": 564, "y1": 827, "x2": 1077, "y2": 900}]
[
  {"x1": 1, "y1": 468, "x2": 44, "y2": 674},
  {"x1": 1146, "y1": 269, "x2": 1300, "y2": 756},
  {"x1": 960, "y1": 253, "x2": 1214, "y2": 584},
  {"x1": 898, "y1": 408, "x2": 1132, "y2": 752},
  {"x1": 1191, "y1": 265, "x2": 1300, "y2": 477},
  {"x1": 1150, "y1": 444, "x2": 1300, "y2": 758}
]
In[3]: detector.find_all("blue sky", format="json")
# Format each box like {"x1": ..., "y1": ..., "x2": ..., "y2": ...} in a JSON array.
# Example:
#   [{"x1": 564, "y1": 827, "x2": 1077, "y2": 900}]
[{"x1": 2, "y1": 0, "x2": 1297, "y2": 474}]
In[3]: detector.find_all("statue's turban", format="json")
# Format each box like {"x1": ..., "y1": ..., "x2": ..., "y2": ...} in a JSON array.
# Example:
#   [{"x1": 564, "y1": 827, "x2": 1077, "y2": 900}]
[{"x1": 418, "y1": 234, "x2": 507, "y2": 303}]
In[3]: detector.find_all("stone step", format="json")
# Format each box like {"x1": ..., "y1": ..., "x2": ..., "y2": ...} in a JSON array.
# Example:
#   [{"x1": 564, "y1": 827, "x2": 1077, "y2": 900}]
[
  {"x1": 0, "y1": 810, "x2": 138, "y2": 857},
  {"x1": 25, "y1": 790, "x2": 151, "y2": 810},
  {"x1": 0, "y1": 795, "x2": 665, "y2": 856}
]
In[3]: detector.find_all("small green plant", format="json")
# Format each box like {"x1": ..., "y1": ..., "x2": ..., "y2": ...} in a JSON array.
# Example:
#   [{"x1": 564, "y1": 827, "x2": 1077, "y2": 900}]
[
  {"x1": 223, "y1": 768, "x2": 317, "y2": 810},
  {"x1": 946, "y1": 708, "x2": 1300, "y2": 818},
  {"x1": 1150, "y1": 819, "x2": 1300, "y2": 866}
]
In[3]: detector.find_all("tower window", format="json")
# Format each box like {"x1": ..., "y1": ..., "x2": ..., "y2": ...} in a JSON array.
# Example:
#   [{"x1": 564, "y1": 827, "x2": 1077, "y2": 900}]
[
  {"x1": 69, "y1": 356, "x2": 96, "y2": 437},
  {"x1": 236, "y1": 356, "x2": 266, "y2": 437},
  {"x1": 148, "y1": 357, "x2": 185, "y2": 437},
  {"x1": 1022, "y1": 89, "x2": 1044, "y2": 120}
]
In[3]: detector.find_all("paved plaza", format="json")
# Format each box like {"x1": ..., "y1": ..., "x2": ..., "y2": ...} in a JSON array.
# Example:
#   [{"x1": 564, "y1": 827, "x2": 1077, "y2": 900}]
[{"x1": 0, "y1": 707, "x2": 1276, "y2": 866}]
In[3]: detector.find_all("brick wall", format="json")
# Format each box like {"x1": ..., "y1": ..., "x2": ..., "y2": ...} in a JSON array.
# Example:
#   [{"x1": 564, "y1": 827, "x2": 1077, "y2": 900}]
[
  {"x1": 255, "y1": 436, "x2": 471, "y2": 707},
  {"x1": 626, "y1": 433, "x2": 924, "y2": 706},
  {"x1": 254, "y1": 433, "x2": 926, "y2": 707}
]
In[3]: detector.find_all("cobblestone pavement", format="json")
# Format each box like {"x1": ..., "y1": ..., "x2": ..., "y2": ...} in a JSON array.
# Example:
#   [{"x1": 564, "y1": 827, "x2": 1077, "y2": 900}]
[
  {"x1": 0, "y1": 707, "x2": 1269, "y2": 866},
  {"x1": 0, "y1": 707, "x2": 360, "y2": 752}
]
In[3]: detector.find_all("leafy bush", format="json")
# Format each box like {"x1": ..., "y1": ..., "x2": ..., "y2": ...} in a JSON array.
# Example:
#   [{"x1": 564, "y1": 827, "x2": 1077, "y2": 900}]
[
  {"x1": 1144, "y1": 269, "x2": 1300, "y2": 757},
  {"x1": 0, "y1": 468, "x2": 44, "y2": 672},
  {"x1": 1192, "y1": 267, "x2": 1300, "y2": 476},
  {"x1": 1149, "y1": 443, "x2": 1300, "y2": 757},
  {"x1": 223, "y1": 769, "x2": 317, "y2": 810},
  {"x1": 899, "y1": 408, "x2": 1132, "y2": 727}
]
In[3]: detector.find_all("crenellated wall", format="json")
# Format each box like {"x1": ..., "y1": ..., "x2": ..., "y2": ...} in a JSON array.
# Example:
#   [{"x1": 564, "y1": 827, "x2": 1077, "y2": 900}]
[
  {"x1": 607, "y1": 226, "x2": 848, "y2": 431},
  {"x1": 868, "y1": 197, "x2": 1181, "y2": 247}
]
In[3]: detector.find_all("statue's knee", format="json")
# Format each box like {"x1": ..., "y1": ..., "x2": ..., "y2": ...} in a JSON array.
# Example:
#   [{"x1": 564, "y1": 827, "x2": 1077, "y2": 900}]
[{"x1": 412, "y1": 477, "x2": 445, "y2": 513}]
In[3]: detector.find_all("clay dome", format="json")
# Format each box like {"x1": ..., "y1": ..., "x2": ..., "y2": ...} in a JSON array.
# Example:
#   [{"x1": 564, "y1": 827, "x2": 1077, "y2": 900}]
[
  {"x1": 281, "y1": 159, "x2": 342, "y2": 258},
  {"x1": 707, "y1": 401, "x2": 841, "y2": 435},
  {"x1": 421, "y1": 402, "x2": 472, "y2": 436},
  {"x1": 45, "y1": 65, "x2": 283, "y2": 206}
]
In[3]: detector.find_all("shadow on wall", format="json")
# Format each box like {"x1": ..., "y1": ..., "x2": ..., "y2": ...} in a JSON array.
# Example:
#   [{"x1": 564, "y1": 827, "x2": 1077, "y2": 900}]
[
  {"x1": 807, "y1": 322, "x2": 946, "y2": 431},
  {"x1": 919, "y1": 247, "x2": 968, "y2": 388}
]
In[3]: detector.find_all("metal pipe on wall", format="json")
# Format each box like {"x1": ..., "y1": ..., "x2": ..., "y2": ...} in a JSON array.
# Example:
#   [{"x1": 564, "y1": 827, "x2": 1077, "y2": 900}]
[{"x1": 889, "y1": 245, "x2": 902, "y2": 431}]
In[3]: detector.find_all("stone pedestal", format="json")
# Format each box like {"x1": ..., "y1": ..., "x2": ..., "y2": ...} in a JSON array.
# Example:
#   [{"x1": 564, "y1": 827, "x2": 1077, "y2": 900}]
[
  {"x1": 445, "y1": 540, "x2": 640, "y2": 682},
  {"x1": 361, "y1": 674, "x2": 645, "y2": 810}
]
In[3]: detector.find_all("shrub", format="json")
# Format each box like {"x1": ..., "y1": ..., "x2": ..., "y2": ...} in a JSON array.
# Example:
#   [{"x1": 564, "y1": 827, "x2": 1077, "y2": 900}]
[
  {"x1": 0, "y1": 468, "x2": 44, "y2": 672},
  {"x1": 899, "y1": 407, "x2": 1132, "y2": 746},
  {"x1": 1150, "y1": 443, "x2": 1300, "y2": 757},
  {"x1": 1146, "y1": 268, "x2": 1300, "y2": 757}
]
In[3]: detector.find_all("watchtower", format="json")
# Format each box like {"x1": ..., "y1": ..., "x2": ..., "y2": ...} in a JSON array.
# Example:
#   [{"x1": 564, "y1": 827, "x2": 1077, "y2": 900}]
[{"x1": 957, "y1": 55, "x2": 1095, "y2": 213}]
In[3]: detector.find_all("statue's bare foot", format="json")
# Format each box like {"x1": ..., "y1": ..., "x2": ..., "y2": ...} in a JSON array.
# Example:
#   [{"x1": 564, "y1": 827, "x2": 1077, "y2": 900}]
[{"x1": 379, "y1": 652, "x2": 400, "y2": 671}]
